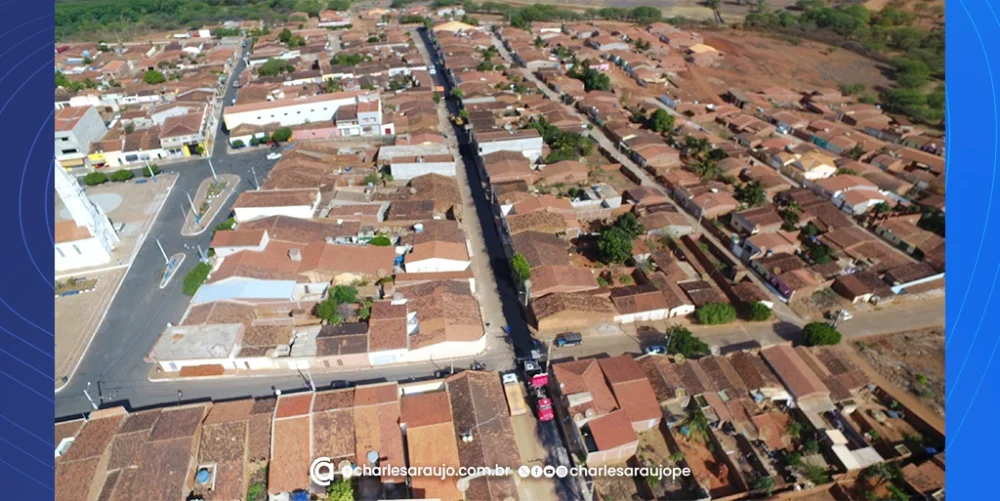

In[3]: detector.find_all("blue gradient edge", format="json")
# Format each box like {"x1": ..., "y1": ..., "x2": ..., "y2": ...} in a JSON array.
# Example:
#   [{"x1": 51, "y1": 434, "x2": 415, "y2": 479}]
[{"x1": 0, "y1": 0, "x2": 56, "y2": 498}]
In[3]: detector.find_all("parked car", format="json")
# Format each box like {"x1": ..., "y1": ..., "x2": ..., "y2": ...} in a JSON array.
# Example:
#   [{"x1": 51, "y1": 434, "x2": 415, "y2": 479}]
[
  {"x1": 266, "y1": 152, "x2": 282, "y2": 160},
  {"x1": 644, "y1": 345, "x2": 667, "y2": 355},
  {"x1": 555, "y1": 332, "x2": 582, "y2": 347},
  {"x1": 534, "y1": 387, "x2": 554, "y2": 422}
]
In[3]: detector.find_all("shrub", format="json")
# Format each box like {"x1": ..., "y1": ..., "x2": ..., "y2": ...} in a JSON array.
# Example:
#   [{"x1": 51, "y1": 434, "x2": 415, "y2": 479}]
[
  {"x1": 271, "y1": 127, "x2": 292, "y2": 142},
  {"x1": 110, "y1": 169, "x2": 134, "y2": 182},
  {"x1": 329, "y1": 285, "x2": 359, "y2": 305},
  {"x1": 82, "y1": 172, "x2": 108, "y2": 186},
  {"x1": 140, "y1": 163, "x2": 161, "y2": 177},
  {"x1": 696, "y1": 303, "x2": 736, "y2": 325},
  {"x1": 143, "y1": 69, "x2": 166, "y2": 85},
  {"x1": 182, "y1": 262, "x2": 212, "y2": 296},
  {"x1": 232, "y1": 139, "x2": 245, "y2": 148},
  {"x1": 363, "y1": 173, "x2": 380, "y2": 185},
  {"x1": 613, "y1": 212, "x2": 645, "y2": 239},
  {"x1": 369, "y1": 235, "x2": 392, "y2": 246},
  {"x1": 666, "y1": 326, "x2": 710, "y2": 358},
  {"x1": 802, "y1": 322, "x2": 842, "y2": 346},
  {"x1": 747, "y1": 302, "x2": 772, "y2": 321}
]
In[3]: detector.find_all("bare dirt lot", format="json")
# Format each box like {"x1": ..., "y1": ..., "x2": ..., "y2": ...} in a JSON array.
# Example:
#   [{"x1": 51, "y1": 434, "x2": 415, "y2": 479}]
[
  {"x1": 855, "y1": 328, "x2": 945, "y2": 417},
  {"x1": 691, "y1": 29, "x2": 896, "y2": 96}
]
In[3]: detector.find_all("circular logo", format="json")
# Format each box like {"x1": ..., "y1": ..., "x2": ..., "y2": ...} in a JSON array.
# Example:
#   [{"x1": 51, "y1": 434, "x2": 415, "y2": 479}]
[
  {"x1": 543, "y1": 465, "x2": 556, "y2": 478},
  {"x1": 530, "y1": 465, "x2": 544, "y2": 478},
  {"x1": 555, "y1": 465, "x2": 569, "y2": 478},
  {"x1": 517, "y1": 465, "x2": 531, "y2": 478}
]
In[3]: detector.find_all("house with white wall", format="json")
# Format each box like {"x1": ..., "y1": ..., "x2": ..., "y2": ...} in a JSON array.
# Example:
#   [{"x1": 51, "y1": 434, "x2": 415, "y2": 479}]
[{"x1": 232, "y1": 189, "x2": 321, "y2": 223}]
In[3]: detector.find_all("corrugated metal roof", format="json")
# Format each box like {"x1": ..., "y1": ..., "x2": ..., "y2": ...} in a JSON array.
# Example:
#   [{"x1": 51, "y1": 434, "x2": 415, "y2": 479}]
[{"x1": 192, "y1": 278, "x2": 296, "y2": 304}]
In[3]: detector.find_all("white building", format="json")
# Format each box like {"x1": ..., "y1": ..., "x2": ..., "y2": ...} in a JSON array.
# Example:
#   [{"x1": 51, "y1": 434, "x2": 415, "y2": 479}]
[
  {"x1": 389, "y1": 154, "x2": 457, "y2": 180},
  {"x1": 232, "y1": 189, "x2": 322, "y2": 223},
  {"x1": 147, "y1": 324, "x2": 243, "y2": 372},
  {"x1": 222, "y1": 91, "x2": 379, "y2": 131},
  {"x1": 54, "y1": 166, "x2": 119, "y2": 272},
  {"x1": 473, "y1": 128, "x2": 544, "y2": 164},
  {"x1": 55, "y1": 106, "x2": 108, "y2": 169},
  {"x1": 404, "y1": 240, "x2": 472, "y2": 273}
]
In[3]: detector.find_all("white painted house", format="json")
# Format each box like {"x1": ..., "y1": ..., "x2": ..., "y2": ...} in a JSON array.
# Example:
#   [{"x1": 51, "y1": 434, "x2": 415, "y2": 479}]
[
  {"x1": 55, "y1": 222, "x2": 113, "y2": 272},
  {"x1": 209, "y1": 229, "x2": 270, "y2": 257},
  {"x1": 232, "y1": 189, "x2": 321, "y2": 223},
  {"x1": 473, "y1": 128, "x2": 544, "y2": 164},
  {"x1": 403, "y1": 240, "x2": 472, "y2": 273},
  {"x1": 222, "y1": 91, "x2": 375, "y2": 130},
  {"x1": 389, "y1": 153, "x2": 457, "y2": 180}
]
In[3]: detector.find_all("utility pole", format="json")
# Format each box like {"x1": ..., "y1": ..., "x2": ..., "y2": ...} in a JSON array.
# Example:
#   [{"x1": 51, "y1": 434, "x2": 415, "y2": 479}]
[
  {"x1": 186, "y1": 192, "x2": 201, "y2": 224},
  {"x1": 83, "y1": 382, "x2": 98, "y2": 410},
  {"x1": 144, "y1": 159, "x2": 157, "y2": 182},
  {"x1": 155, "y1": 238, "x2": 169, "y2": 265},
  {"x1": 196, "y1": 245, "x2": 207, "y2": 262},
  {"x1": 305, "y1": 365, "x2": 315, "y2": 391},
  {"x1": 251, "y1": 166, "x2": 260, "y2": 190},
  {"x1": 207, "y1": 158, "x2": 219, "y2": 184}
]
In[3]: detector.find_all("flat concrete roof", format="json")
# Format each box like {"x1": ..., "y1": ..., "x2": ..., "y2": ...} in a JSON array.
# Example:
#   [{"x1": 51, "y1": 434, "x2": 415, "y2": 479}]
[{"x1": 149, "y1": 324, "x2": 242, "y2": 361}]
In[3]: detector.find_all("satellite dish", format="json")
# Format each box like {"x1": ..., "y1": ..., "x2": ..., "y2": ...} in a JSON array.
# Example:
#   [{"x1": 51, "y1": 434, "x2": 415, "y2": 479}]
[
  {"x1": 585, "y1": 408, "x2": 596, "y2": 418},
  {"x1": 457, "y1": 477, "x2": 470, "y2": 492},
  {"x1": 574, "y1": 413, "x2": 584, "y2": 422},
  {"x1": 367, "y1": 450, "x2": 380, "y2": 465},
  {"x1": 673, "y1": 354, "x2": 686, "y2": 364}
]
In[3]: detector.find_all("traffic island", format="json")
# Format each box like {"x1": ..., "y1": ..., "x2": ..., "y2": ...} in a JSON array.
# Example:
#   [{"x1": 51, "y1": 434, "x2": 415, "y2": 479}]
[
  {"x1": 160, "y1": 253, "x2": 187, "y2": 289},
  {"x1": 181, "y1": 173, "x2": 240, "y2": 236}
]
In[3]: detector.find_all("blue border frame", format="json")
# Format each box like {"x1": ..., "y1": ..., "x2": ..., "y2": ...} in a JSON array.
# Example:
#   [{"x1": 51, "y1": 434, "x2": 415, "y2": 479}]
[{"x1": 0, "y1": 0, "x2": 56, "y2": 498}]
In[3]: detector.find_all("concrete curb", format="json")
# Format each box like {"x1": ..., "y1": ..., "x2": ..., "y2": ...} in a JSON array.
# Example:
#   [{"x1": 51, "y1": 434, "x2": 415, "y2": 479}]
[
  {"x1": 181, "y1": 174, "x2": 240, "y2": 237},
  {"x1": 160, "y1": 253, "x2": 187, "y2": 289}
]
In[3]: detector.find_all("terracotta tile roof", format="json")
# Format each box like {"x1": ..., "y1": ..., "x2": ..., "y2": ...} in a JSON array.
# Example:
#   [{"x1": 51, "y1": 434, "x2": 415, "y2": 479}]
[
  {"x1": 61, "y1": 413, "x2": 126, "y2": 462},
  {"x1": 210, "y1": 229, "x2": 267, "y2": 248},
  {"x1": 511, "y1": 231, "x2": 570, "y2": 268},
  {"x1": 160, "y1": 112, "x2": 203, "y2": 139},
  {"x1": 352, "y1": 383, "x2": 405, "y2": 482},
  {"x1": 728, "y1": 351, "x2": 782, "y2": 391},
  {"x1": 675, "y1": 360, "x2": 712, "y2": 395},
  {"x1": 149, "y1": 405, "x2": 206, "y2": 441},
  {"x1": 316, "y1": 323, "x2": 368, "y2": 356},
  {"x1": 609, "y1": 284, "x2": 668, "y2": 314},
  {"x1": 553, "y1": 359, "x2": 619, "y2": 417},
  {"x1": 506, "y1": 208, "x2": 577, "y2": 235},
  {"x1": 56, "y1": 457, "x2": 102, "y2": 501},
  {"x1": 598, "y1": 355, "x2": 662, "y2": 424},
  {"x1": 275, "y1": 392, "x2": 314, "y2": 419},
  {"x1": 636, "y1": 355, "x2": 685, "y2": 404},
  {"x1": 239, "y1": 216, "x2": 361, "y2": 245},
  {"x1": 299, "y1": 242, "x2": 396, "y2": 277},
  {"x1": 761, "y1": 344, "x2": 830, "y2": 401},
  {"x1": 699, "y1": 356, "x2": 749, "y2": 395},
  {"x1": 446, "y1": 372, "x2": 519, "y2": 500},
  {"x1": 531, "y1": 264, "x2": 599, "y2": 297},
  {"x1": 118, "y1": 409, "x2": 161, "y2": 434},
  {"x1": 234, "y1": 188, "x2": 319, "y2": 210},
  {"x1": 531, "y1": 292, "x2": 616, "y2": 321},
  {"x1": 107, "y1": 430, "x2": 149, "y2": 471},
  {"x1": 182, "y1": 300, "x2": 257, "y2": 326},
  {"x1": 586, "y1": 410, "x2": 638, "y2": 451},
  {"x1": 269, "y1": 416, "x2": 312, "y2": 493},
  {"x1": 408, "y1": 240, "x2": 470, "y2": 263},
  {"x1": 55, "y1": 221, "x2": 93, "y2": 243},
  {"x1": 401, "y1": 391, "x2": 454, "y2": 429},
  {"x1": 368, "y1": 301, "x2": 408, "y2": 351},
  {"x1": 902, "y1": 460, "x2": 945, "y2": 494},
  {"x1": 407, "y1": 292, "x2": 484, "y2": 350}
]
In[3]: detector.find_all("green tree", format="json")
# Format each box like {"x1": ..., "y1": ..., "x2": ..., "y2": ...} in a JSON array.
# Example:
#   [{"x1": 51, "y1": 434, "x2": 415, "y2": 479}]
[
  {"x1": 802, "y1": 322, "x2": 842, "y2": 346},
  {"x1": 330, "y1": 285, "x2": 359, "y2": 305},
  {"x1": 613, "y1": 212, "x2": 645, "y2": 239},
  {"x1": 808, "y1": 244, "x2": 836, "y2": 264},
  {"x1": 450, "y1": 87, "x2": 464, "y2": 99},
  {"x1": 511, "y1": 253, "x2": 531, "y2": 287},
  {"x1": 109, "y1": 169, "x2": 134, "y2": 182},
  {"x1": 747, "y1": 302, "x2": 772, "y2": 321},
  {"x1": 55, "y1": 71, "x2": 70, "y2": 88},
  {"x1": 182, "y1": 262, "x2": 212, "y2": 295},
  {"x1": 647, "y1": 108, "x2": 675, "y2": 133},
  {"x1": 328, "y1": 476, "x2": 355, "y2": 500},
  {"x1": 369, "y1": 235, "x2": 392, "y2": 246},
  {"x1": 328, "y1": 0, "x2": 350, "y2": 10},
  {"x1": 271, "y1": 127, "x2": 292, "y2": 142},
  {"x1": 696, "y1": 303, "x2": 736, "y2": 325},
  {"x1": 143, "y1": 69, "x2": 166, "y2": 85},
  {"x1": 629, "y1": 6, "x2": 661, "y2": 25},
  {"x1": 598, "y1": 228, "x2": 633, "y2": 264},
  {"x1": 258, "y1": 58, "x2": 294, "y2": 76},
  {"x1": 892, "y1": 57, "x2": 929, "y2": 88},
  {"x1": 786, "y1": 421, "x2": 803, "y2": 439},
  {"x1": 735, "y1": 180, "x2": 767, "y2": 208},
  {"x1": 666, "y1": 325, "x2": 710, "y2": 358},
  {"x1": 82, "y1": 172, "x2": 108, "y2": 186},
  {"x1": 838, "y1": 83, "x2": 865, "y2": 95},
  {"x1": 753, "y1": 476, "x2": 775, "y2": 497},
  {"x1": 363, "y1": 173, "x2": 381, "y2": 185}
]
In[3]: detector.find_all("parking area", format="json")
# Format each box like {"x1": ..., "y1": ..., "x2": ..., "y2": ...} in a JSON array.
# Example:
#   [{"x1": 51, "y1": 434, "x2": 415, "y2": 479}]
[{"x1": 55, "y1": 267, "x2": 126, "y2": 389}]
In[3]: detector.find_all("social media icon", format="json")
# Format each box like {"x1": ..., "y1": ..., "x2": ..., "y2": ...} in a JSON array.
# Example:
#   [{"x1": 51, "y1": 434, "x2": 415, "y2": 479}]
[
  {"x1": 556, "y1": 465, "x2": 569, "y2": 478},
  {"x1": 531, "y1": 465, "x2": 543, "y2": 478},
  {"x1": 543, "y1": 465, "x2": 555, "y2": 478},
  {"x1": 517, "y1": 465, "x2": 531, "y2": 478}
]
